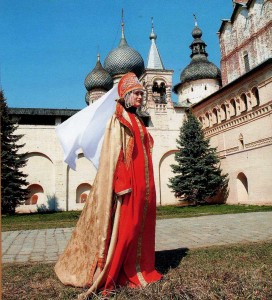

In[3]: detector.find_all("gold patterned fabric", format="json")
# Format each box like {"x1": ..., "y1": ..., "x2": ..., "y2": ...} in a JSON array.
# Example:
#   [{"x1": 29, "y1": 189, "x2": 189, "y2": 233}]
[{"x1": 54, "y1": 105, "x2": 133, "y2": 291}]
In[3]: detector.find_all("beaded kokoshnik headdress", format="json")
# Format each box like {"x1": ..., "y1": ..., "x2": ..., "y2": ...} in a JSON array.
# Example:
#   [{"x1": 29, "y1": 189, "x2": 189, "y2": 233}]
[{"x1": 118, "y1": 72, "x2": 144, "y2": 99}]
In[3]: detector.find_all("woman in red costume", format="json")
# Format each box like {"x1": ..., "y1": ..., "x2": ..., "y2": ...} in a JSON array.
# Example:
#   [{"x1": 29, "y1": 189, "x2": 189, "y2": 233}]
[{"x1": 55, "y1": 72, "x2": 162, "y2": 299}]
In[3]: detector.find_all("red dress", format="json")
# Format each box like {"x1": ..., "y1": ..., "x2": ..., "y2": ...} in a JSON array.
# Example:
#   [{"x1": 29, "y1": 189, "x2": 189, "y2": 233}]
[{"x1": 104, "y1": 111, "x2": 162, "y2": 291}]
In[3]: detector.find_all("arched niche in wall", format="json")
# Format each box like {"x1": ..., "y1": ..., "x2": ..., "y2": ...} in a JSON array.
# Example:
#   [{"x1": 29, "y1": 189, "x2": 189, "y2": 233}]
[
  {"x1": 25, "y1": 184, "x2": 44, "y2": 205},
  {"x1": 237, "y1": 172, "x2": 249, "y2": 203},
  {"x1": 67, "y1": 154, "x2": 97, "y2": 209},
  {"x1": 158, "y1": 150, "x2": 179, "y2": 205},
  {"x1": 205, "y1": 112, "x2": 210, "y2": 127},
  {"x1": 240, "y1": 93, "x2": 248, "y2": 112},
  {"x1": 25, "y1": 152, "x2": 54, "y2": 196},
  {"x1": 212, "y1": 108, "x2": 218, "y2": 125},
  {"x1": 229, "y1": 99, "x2": 237, "y2": 117},
  {"x1": 76, "y1": 183, "x2": 92, "y2": 203},
  {"x1": 251, "y1": 87, "x2": 260, "y2": 106},
  {"x1": 198, "y1": 116, "x2": 204, "y2": 127},
  {"x1": 221, "y1": 103, "x2": 227, "y2": 121}
]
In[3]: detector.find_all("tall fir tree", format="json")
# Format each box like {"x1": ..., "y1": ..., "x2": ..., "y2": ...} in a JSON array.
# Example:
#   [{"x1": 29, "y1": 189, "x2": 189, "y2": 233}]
[
  {"x1": 1, "y1": 90, "x2": 29, "y2": 214},
  {"x1": 169, "y1": 110, "x2": 228, "y2": 204}
]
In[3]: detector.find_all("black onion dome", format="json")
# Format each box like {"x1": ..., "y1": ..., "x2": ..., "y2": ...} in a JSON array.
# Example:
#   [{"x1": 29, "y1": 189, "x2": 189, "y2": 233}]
[
  {"x1": 179, "y1": 22, "x2": 221, "y2": 84},
  {"x1": 84, "y1": 55, "x2": 113, "y2": 91},
  {"x1": 104, "y1": 35, "x2": 145, "y2": 78},
  {"x1": 180, "y1": 55, "x2": 221, "y2": 83},
  {"x1": 192, "y1": 25, "x2": 202, "y2": 38}
]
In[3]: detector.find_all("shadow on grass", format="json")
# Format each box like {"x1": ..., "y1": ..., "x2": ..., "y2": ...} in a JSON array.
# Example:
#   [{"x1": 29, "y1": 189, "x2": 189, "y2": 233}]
[{"x1": 155, "y1": 247, "x2": 189, "y2": 274}]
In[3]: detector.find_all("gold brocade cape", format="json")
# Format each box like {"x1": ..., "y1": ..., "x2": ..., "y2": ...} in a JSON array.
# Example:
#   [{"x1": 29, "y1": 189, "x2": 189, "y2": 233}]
[{"x1": 54, "y1": 103, "x2": 137, "y2": 294}]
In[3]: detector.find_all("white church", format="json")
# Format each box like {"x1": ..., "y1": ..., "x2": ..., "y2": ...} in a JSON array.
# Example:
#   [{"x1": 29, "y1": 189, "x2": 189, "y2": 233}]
[{"x1": 10, "y1": 0, "x2": 272, "y2": 213}]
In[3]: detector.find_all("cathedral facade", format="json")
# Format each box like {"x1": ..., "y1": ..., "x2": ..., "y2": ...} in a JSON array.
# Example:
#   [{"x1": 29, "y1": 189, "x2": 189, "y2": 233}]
[{"x1": 11, "y1": 0, "x2": 271, "y2": 212}]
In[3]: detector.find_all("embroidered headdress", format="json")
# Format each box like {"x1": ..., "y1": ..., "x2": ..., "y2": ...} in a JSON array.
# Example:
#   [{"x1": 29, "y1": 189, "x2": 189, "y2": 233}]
[{"x1": 118, "y1": 72, "x2": 144, "y2": 99}]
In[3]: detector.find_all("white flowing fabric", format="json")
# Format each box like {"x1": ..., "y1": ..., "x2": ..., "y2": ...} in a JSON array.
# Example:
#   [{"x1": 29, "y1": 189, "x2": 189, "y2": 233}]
[{"x1": 56, "y1": 85, "x2": 118, "y2": 170}]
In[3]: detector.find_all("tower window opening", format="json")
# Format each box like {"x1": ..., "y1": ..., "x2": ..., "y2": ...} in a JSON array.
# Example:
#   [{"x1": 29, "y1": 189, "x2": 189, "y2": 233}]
[
  {"x1": 159, "y1": 82, "x2": 166, "y2": 103},
  {"x1": 152, "y1": 81, "x2": 166, "y2": 103},
  {"x1": 152, "y1": 81, "x2": 159, "y2": 93}
]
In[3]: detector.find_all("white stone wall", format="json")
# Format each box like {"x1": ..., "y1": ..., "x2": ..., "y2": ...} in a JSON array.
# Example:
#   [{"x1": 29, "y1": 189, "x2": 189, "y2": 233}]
[
  {"x1": 15, "y1": 125, "x2": 66, "y2": 212},
  {"x1": 15, "y1": 103, "x2": 186, "y2": 212},
  {"x1": 193, "y1": 62, "x2": 272, "y2": 205},
  {"x1": 177, "y1": 79, "x2": 221, "y2": 104}
]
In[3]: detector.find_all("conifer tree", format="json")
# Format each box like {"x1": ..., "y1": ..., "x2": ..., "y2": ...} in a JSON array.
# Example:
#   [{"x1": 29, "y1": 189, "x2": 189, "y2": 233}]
[
  {"x1": 169, "y1": 110, "x2": 228, "y2": 204},
  {"x1": 1, "y1": 90, "x2": 29, "y2": 214}
]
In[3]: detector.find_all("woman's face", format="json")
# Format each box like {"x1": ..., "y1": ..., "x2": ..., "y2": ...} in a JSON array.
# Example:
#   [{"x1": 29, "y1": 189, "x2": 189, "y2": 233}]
[{"x1": 130, "y1": 90, "x2": 144, "y2": 107}]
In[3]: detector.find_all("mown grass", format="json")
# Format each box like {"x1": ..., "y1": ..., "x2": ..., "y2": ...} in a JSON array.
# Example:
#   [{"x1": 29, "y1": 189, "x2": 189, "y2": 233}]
[
  {"x1": 2, "y1": 204, "x2": 272, "y2": 232},
  {"x1": 156, "y1": 203, "x2": 272, "y2": 219},
  {"x1": 2, "y1": 241, "x2": 272, "y2": 299}
]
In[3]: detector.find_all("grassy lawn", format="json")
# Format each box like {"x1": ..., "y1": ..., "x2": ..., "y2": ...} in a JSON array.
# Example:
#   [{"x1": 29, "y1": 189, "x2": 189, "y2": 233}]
[
  {"x1": 2, "y1": 241, "x2": 272, "y2": 299},
  {"x1": 2, "y1": 204, "x2": 272, "y2": 232}
]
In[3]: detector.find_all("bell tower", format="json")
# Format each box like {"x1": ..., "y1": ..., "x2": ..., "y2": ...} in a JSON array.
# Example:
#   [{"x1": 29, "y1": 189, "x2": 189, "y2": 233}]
[{"x1": 140, "y1": 18, "x2": 174, "y2": 127}]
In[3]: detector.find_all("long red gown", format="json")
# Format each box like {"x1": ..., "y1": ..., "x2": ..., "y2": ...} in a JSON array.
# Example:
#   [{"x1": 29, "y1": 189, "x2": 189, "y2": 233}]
[
  {"x1": 103, "y1": 111, "x2": 162, "y2": 291},
  {"x1": 54, "y1": 104, "x2": 161, "y2": 297}
]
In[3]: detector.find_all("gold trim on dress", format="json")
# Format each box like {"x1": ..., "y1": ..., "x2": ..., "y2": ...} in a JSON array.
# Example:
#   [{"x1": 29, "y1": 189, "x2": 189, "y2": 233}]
[{"x1": 135, "y1": 116, "x2": 149, "y2": 287}]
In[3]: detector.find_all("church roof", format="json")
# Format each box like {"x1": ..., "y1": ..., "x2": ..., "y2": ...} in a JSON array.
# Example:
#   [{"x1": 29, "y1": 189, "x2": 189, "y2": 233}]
[
  {"x1": 84, "y1": 54, "x2": 113, "y2": 92},
  {"x1": 8, "y1": 108, "x2": 79, "y2": 125},
  {"x1": 147, "y1": 19, "x2": 164, "y2": 70},
  {"x1": 104, "y1": 21, "x2": 145, "y2": 78},
  {"x1": 174, "y1": 18, "x2": 221, "y2": 92},
  {"x1": 180, "y1": 56, "x2": 221, "y2": 83}
]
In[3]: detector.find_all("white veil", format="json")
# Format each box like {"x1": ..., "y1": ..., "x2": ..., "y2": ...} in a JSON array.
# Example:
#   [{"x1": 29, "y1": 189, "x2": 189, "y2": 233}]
[{"x1": 56, "y1": 85, "x2": 118, "y2": 170}]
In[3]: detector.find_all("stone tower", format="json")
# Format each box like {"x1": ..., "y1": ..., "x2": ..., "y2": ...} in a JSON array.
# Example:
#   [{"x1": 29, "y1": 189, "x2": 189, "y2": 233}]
[
  {"x1": 173, "y1": 16, "x2": 221, "y2": 105},
  {"x1": 140, "y1": 19, "x2": 174, "y2": 128}
]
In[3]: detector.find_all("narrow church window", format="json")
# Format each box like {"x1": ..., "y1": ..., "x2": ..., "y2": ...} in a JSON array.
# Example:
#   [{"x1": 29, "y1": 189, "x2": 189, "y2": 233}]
[
  {"x1": 191, "y1": 87, "x2": 193, "y2": 92},
  {"x1": 221, "y1": 104, "x2": 227, "y2": 121},
  {"x1": 252, "y1": 87, "x2": 260, "y2": 106},
  {"x1": 212, "y1": 108, "x2": 218, "y2": 124},
  {"x1": 243, "y1": 51, "x2": 250, "y2": 72},
  {"x1": 205, "y1": 112, "x2": 210, "y2": 127},
  {"x1": 230, "y1": 99, "x2": 237, "y2": 116},
  {"x1": 239, "y1": 133, "x2": 244, "y2": 149},
  {"x1": 204, "y1": 85, "x2": 207, "y2": 90},
  {"x1": 240, "y1": 94, "x2": 248, "y2": 112}
]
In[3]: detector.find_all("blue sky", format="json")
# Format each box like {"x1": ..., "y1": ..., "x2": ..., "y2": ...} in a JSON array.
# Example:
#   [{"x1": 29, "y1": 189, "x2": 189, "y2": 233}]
[{"x1": 0, "y1": 1, "x2": 233, "y2": 109}]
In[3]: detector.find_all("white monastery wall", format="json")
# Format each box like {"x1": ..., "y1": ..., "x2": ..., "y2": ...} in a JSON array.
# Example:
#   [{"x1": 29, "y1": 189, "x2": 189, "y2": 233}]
[
  {"x1": 194, "y1": 60, "x2": 272, "y2": 205},
  {"x1": 177, "y1": 79, "x2": 220, "y2": 104},
  {"x1": 15, "y1": 103, "x2": 185, "y2": 212}
]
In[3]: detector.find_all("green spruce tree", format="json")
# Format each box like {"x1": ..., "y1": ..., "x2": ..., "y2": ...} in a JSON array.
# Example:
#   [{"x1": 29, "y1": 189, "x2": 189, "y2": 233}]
[
  {"x1": 1, "y1": 90, "x2": 29, "y2": 214},
  {"x1": 169, "y1": 110, "x2": 228, "y2": 204}
]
